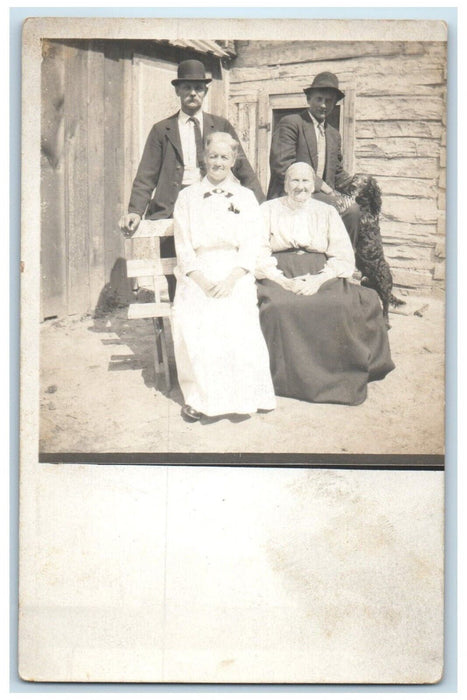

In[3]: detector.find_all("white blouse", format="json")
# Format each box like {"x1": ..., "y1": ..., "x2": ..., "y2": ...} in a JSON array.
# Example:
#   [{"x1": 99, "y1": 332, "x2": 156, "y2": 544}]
[
  {"x1": 173, "y1": 176, "x2": 265, "y2": 276},
  {"x1": 256, "y1": 196, "x2": 355, "y2": 281},
  {"x1": 178, "y1": 109, "x2": 204, "y2": 185}
]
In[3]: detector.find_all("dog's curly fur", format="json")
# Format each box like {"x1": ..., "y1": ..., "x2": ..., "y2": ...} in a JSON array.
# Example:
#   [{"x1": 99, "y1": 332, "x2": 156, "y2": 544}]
[{"x1": 340, "y1": 174, "x2": 405, "y2": 323}]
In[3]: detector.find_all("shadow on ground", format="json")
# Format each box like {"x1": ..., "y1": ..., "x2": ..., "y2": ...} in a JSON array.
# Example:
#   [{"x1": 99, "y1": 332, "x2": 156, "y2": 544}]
[{"x1": 89, "y1": 261, "x2": 184, "y2": 409}]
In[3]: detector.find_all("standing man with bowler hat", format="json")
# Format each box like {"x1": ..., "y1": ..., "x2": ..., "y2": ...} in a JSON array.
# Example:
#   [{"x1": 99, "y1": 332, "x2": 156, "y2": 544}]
[
  {"x1": 267, "y1": 72, "x2": 360, "y2": 248},
  {"x1": 120, "y1": 59, "x2": 264, "y2": 298}
]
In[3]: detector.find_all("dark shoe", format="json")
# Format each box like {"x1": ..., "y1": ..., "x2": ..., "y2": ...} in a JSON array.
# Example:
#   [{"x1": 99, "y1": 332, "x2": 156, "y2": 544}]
[{"x1": 181, "y1": 404, "x2": 203, "y2": 422}]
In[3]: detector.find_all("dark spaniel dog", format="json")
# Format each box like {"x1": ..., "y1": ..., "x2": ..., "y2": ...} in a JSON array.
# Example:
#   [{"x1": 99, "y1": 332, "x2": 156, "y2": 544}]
[{"x1": 338, "y1": 175, "x2": 405, "y2": 325}]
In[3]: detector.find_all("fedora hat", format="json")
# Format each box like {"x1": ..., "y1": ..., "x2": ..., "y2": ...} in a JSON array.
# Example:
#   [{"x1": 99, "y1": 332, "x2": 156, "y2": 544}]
[
  {"x1": 171, "y1": 60, "x2": 212, "y2": 86},
  {"x1": 303, "y1": 72, "x2": 345, "y2": 101}
]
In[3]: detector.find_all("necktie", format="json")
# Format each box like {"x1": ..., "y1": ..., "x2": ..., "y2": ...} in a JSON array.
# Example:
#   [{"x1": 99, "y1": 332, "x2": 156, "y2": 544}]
[{"x1": 189, "y1": 117, "x2": 206, "y2": 176}]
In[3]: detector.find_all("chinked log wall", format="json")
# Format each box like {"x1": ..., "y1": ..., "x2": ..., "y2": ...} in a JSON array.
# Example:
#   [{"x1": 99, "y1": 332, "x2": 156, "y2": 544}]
[{"x1": 228, "y1": 41, "x2": 447, "y2": 293}]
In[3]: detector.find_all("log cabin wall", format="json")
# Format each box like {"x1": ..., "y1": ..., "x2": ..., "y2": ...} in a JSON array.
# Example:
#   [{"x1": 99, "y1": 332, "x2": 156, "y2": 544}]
[
  {"x1": 228, "y1": 40, "x2": 447, "y2": 294},
  {"x1": 40, "y1": 39, "x2": 225, "y2": 320}
]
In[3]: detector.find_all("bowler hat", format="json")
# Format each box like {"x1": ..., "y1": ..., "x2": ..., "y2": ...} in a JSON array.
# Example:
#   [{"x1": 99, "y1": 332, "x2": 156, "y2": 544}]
[
  {"x1": 303, "y1": 72, "x2": 345, "y2": 101},
  {"x1": 171, "y1": 60, "x2": 212, "y2": 86}
]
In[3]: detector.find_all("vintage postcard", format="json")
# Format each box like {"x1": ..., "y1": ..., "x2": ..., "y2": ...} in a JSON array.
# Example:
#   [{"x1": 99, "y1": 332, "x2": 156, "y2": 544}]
[{"x1": 19, "y1": 16, "x2": 447, "y2": 683}]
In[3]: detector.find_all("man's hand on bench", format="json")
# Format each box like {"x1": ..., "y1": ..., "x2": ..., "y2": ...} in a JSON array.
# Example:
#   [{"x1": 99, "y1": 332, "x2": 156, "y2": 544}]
[{"x1": 119, "y1": 213, "x2": 141, "y2": 237}]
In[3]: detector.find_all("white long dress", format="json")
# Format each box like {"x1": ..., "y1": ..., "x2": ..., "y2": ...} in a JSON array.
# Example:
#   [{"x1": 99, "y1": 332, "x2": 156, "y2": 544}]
[{"x1": 172, "y1": 176, "x2": 276, "y2": 417}]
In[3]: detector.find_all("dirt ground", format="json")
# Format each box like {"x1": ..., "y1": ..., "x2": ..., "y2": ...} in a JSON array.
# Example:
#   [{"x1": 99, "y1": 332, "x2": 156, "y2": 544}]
[{"x1": 39, "y1": 293, "x2": 445, "y2": 456}]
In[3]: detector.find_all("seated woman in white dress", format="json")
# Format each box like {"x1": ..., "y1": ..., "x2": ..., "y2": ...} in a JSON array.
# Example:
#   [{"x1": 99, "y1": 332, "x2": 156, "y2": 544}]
[
  {"x1": 172, "y1": 132, "x2": 276, "y2": 422},
  {"x1": 256, "y1": 162, "x2": 394, "y2": 406}
]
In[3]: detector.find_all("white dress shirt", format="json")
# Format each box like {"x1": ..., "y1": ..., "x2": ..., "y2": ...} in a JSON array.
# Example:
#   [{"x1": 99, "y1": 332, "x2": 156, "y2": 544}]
[
  {"x1": 309, "y1": 112, "x2": 326, "y2": 180},
  {"x1": 178, "y1": 110, "x2": 204, "y2": 185}
]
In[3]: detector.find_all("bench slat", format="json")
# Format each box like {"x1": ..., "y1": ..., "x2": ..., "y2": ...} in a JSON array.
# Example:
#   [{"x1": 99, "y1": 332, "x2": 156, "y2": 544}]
[
  {"x1": 128, "y1": 302, "x2": 172, "y2": 320},
  {"x1": 127, "y1": 258, "x2": 177, "y2": 277}
]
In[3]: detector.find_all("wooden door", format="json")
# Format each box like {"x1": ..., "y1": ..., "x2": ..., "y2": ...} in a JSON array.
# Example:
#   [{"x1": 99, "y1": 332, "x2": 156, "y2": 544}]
[{"x1": 41, "y1": 39, "x2": 128, "y2": 319}]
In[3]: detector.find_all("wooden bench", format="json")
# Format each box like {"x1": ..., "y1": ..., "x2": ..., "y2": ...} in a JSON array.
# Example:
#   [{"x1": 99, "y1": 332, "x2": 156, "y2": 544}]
[{"x1": 126, "y1": 219, "x2": 176, "y2": 392}]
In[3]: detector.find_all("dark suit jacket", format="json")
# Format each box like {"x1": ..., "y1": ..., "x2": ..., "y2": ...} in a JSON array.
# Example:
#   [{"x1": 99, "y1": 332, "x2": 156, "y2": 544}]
[
  {"x1": 128, "y1": 112, "x2": 265, "y2": 220},
  {"x1": 267, "y1": 110, "x2": 353, "y2": 199}
]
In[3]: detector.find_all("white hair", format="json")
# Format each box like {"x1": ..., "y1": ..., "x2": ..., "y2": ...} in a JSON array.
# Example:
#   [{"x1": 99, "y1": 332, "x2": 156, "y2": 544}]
[
  {"x1": 285, "y1": 162, "x2": 316, "y2": 183},
  {"x1": 204, "y1": 131, "x2": 239, "y2": 159}
]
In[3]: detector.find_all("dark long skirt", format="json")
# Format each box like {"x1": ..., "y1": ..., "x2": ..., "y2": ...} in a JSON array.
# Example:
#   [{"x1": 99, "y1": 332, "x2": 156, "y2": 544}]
[{"x1": 256, "y1": 250, "x2": 395, "y2": 405}]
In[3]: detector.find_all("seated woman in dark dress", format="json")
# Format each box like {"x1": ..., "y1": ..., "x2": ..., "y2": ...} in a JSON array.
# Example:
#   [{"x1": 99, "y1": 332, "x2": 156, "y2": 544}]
[{"x1": 256, "y1": 162, "x2": 394, "y2": 406}]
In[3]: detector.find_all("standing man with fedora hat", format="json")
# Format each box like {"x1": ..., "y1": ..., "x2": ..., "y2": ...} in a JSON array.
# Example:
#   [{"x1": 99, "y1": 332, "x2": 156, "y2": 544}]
[
  {"x1": 267, "y1": 71, "x2": 360, "y2": 248},
  {"x1": 120, "y1": 59, "x2": 264, "y2": 297}
]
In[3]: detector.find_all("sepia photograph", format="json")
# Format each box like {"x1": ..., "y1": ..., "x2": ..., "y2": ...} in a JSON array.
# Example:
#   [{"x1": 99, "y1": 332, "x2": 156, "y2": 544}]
[
  {"x1": 31, "y1": 18, "x2": 447, "y2": 462},
  {"x1": 18, "y1": 15, "x2": 450, "y2": 685}
]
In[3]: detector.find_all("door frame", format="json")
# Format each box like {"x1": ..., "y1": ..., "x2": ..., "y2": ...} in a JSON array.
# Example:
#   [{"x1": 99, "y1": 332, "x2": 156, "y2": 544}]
[{"x1": 255, "y1": 85, "x2": 355, "y2": 194}]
